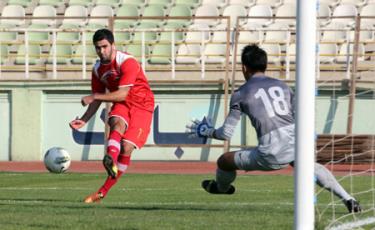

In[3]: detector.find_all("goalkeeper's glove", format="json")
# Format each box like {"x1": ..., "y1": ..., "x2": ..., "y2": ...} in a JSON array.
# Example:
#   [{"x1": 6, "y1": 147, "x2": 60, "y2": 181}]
[{"x1": 185, "y1": 117, "x2": 215, "y2": 138}]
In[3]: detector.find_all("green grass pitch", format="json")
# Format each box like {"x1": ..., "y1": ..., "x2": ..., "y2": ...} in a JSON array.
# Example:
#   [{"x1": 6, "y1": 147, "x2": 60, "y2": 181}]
[{"x1": 0, "y1": 172, "x2": 373, "y2": 230}]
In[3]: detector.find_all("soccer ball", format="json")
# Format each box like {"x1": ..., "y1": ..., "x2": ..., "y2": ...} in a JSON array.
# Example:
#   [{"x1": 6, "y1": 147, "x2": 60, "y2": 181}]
[{"x1": 44, "y1": 147, "x2": 71, "y2": 173}]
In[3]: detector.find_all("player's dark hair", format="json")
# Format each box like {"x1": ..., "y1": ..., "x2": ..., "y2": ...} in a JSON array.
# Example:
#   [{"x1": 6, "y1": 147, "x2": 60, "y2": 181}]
[
  {"x1": 241, "y1": 45, "x2": 267, "y2": 72},
  {"x1": 93, "y1": 29, "x2": 114, "y2": 44}
]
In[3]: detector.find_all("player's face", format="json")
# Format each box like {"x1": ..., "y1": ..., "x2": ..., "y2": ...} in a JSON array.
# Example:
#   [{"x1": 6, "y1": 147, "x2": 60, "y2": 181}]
[{"x1": 94, "y1": 39, "x2": 115, "y2": 63}]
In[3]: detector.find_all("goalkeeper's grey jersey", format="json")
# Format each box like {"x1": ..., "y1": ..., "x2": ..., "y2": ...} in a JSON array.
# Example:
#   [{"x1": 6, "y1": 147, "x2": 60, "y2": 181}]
[{"x1": 217, "y1": 75, "x2": 295, "y2": 164}]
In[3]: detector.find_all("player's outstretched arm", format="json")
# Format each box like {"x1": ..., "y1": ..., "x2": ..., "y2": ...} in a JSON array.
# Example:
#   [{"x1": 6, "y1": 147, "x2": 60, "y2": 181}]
[
  {"x1": 82, "y1": 87, "x2": 130, "y2": 106},
  {"x1": 69, "y1": 100, "x2": 102, "y2": 130}
]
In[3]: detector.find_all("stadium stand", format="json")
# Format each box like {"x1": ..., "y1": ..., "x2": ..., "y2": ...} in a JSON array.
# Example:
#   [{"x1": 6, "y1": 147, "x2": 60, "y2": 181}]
[{"x1": 0, "y1": 0, "x2": 373, "y2": 79}]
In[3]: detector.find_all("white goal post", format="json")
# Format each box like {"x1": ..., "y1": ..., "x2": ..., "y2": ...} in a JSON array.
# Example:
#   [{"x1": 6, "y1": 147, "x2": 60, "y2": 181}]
[{"x1": 294, "y1": 0, "x2": 317, "y2": 229}]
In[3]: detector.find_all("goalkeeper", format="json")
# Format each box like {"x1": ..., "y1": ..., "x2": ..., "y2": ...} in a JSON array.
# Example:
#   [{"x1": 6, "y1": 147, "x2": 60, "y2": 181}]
[{"x1": 186, "y1": 44, "x2": 361, "y2": 213}]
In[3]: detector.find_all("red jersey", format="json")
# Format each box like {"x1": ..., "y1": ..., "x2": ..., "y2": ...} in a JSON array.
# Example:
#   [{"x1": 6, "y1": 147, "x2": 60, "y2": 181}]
[{"x1": 91, "y1": 51, "x2": 154, "y2": 112}]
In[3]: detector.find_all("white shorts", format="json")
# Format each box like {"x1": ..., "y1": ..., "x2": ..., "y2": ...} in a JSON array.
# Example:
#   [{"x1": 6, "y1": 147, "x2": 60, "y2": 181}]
[{"x1": 234, "y1": 147, "x2": 290, "y2": 171}]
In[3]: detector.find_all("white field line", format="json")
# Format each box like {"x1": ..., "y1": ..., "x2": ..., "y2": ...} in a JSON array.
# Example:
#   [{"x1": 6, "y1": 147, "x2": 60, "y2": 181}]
[
  {"x1": 0, "y1": 187, "x2": 292, "y2": 192},
  {"x1": 327, "y1": 217, "x2": 375, "y2": 230},
  {"x1": 0, "y1": 199, "x2": 294, "y2": 207}
]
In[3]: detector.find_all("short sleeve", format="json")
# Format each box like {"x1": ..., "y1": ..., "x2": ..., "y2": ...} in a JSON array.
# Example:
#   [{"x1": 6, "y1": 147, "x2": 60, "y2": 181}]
[
  {"x1": 91, "y1": 71, "x2": 105, "y2": 94},
  {"x1": 118, "y1": 58, "x2": 140, "y2": 87}
]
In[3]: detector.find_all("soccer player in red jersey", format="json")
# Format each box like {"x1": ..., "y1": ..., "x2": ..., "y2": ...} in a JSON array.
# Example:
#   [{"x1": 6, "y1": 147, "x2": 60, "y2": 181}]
[{"x1": 69, "y1": 29, "x2": 154, "y2": 203}]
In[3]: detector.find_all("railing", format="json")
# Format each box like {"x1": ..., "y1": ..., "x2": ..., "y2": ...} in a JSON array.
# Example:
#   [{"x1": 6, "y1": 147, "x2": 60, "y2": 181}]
[{"x1": 0, "y1": 16, "x2": 374, "y2": 81}]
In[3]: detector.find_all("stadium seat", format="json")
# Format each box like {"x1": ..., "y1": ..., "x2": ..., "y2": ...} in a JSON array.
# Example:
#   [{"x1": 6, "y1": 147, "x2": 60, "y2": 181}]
[
  {"x1": 114, "y1": 31, "x2": 131, "y2": 46},
  {"x1": 46, "y1": 45, "x2": 73, "y2": 64},
  {"x1": 87, "y1": 5, "x2": 114, "y2": 28},
  {"x1": 132, "y1": 23, "x2": 160, "y2": 44},
  {"x1": 193, "y1": 5, "x2": 220, "y2": 27},
  {"x1": 319, "y1": 0, "x2": 340, "y2": 8},
  {"x1": 57, "y1": 5, "x2": 88, "y2": 43},
  {"x1": 330, "y1": 4, "x2": 358, "y2": 28},
  {"x1": 174, "y1": 0, "x2": 201, "y2": 9},
  {"x1": 348, "y1": 29, "x2": 374, "y2": 43},
  {"x1": 256, "y1": 0, "x2": 282, "y2": 8},
  {"x1": 159, "y1": 24, "x2": 186, "y2": 44},
  {"x1": 30, "y1": 5, "x2": 57, "y2": 26},
  {"x1": 71, "y1": 45, "x2": 97, "y2": 64},
  {"x1": 0, "y1": 5, "x2": 25, "y2": 43},
  {"x1": 219, "y1": 4, "x2": 247, "y2": 28},
  {"x1": 318, "y1": 43, "x2": 338, "y2": 63},
  {"x1": 165, "y1": 5, "x2": 192, "y2": 28},
  {"x1": 15, "y1": 45, "x2": 42, "y2": 65},
  {"x1": 229, "y1": 0, "x2": 256, "y2": 8},
  {"x1": 237, "y1": 27, "x2": 264, "y2": 44},
  {"x1": 126, "y1": 44, "x2": 149, "y2": 62},
  {"x1": 340, "y1": 0, "x2": 367, "y2": 7},
  {"x1": 176, "y1": 43, "x2": 201, "y2": 64},
  {"x1": 318, "y1": 3, "x2": 332, "y2": 27},
  {"x1": 0, "y1": 45, "x2": 8, "y2": 64},
  {"x1": 139, "y1": 4, "x2": 166, "y2": 27},
  {"x1": 25, "y1": 5, "x2": 56, "y2": 44},
  {"x1": 211, "y1": 24, "x2": 231, "y2": 43},
  {"x1": 148, "y1": 44, "x2": 173, "y2": 64},
  {"x1": 336, "y1": 43, "x2": 365, "y2": 63},
  {"x1": 263, "y1": 22, "x2": 291, "y2": 52},
  {"x1": 185, "y1": 24, "x2": 211, "y2": 43},
  {"x1": 242, "y1": 4, "x2": 273, "y2": 28},
  {"x1": 95, "y1": 0, "x2": 121, "y2": 8},
  {"x1": 360, "y1": 4, "x2": 375, "y2": 28},
  {"x1": 273, "y1": 3, "x2": 296, "y2": 27},
  {"x1": 27, "y1": 24, "x2": 51, "y2": 44},
  {"x1": 39, "y1": 0, "x2": 66, "y2": 7},
  {"x1": 260, "y1": 44, "x2": 281, "y2": 64},
  {"x1": 204, "y1": 43, "x2": 227, "y2": 64},
  {"x1": 147, "y1": 0, "x2": 173, "y2": 8},
  {"x1": 201, "y1": 0, "x2": 228, "y2": 9},
  {"x1": 61, "y1": 5, "x2": 88, "y2": 27},
  {"x1": 68, "y1": 0, "x2": 94, "y2": 7},
  {"x1": 320, "y1": 23, "x2": 348, "y2": 43},
  {"x1": 7, "y1": 0, "x2": 32, "y2": 7},
  {"x1": 119, "y1": 0, "x2": 147, "y2": 8},
  {"x1": 0, "y1": 5, "x2": 25, "y2": 27},
  {"x1": 114, "y1": 4, "x2": 139, "y2": 29}
]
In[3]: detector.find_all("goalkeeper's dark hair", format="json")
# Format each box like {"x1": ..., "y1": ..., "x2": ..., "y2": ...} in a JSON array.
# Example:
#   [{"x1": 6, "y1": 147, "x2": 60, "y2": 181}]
[
  {"x1": 241, "y1": 44, "x2": 267, "y2": 72},
  {"x1": 93, "y1": 29, "x2": 114, "y2": 44}
]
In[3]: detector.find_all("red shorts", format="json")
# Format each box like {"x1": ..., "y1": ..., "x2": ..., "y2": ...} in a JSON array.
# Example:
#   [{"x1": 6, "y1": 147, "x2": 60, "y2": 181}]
[{"x1": 109, "y1": 102, "x2": 153, "y2": 149}]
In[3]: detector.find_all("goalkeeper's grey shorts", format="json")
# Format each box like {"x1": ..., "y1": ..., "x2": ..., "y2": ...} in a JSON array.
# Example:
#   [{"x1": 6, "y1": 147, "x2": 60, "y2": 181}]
[{"x1": 234, "y1": 147, "x2": 290, "y2": 171}]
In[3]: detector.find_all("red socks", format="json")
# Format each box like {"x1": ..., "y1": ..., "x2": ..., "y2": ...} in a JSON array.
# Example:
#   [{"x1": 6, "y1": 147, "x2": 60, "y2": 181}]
[
  {"x1": 106, "y1": 130, "x2": 122, "y2": 164},
  {"x1": 99, "y1": 154, "x2": 131, "y2": 197}
]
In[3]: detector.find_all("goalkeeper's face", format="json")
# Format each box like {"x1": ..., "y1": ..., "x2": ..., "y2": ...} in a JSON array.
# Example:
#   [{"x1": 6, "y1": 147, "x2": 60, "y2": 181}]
[{"x1": 94, "y1": 39, "x2": 115, "y2": 64}]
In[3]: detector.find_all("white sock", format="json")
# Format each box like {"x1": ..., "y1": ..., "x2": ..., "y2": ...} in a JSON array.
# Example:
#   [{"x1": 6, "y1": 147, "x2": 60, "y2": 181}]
[{"x1": 315, "y1": 163, "x2": 353, "y2": 201}]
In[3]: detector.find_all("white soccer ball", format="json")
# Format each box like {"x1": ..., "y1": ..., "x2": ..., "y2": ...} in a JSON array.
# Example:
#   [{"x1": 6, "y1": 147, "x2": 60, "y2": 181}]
[{"x1": 44, "y1": 147, "x2": 71, "y2": 173}]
